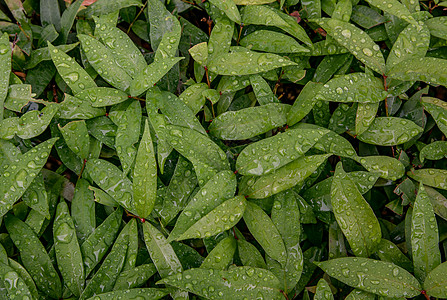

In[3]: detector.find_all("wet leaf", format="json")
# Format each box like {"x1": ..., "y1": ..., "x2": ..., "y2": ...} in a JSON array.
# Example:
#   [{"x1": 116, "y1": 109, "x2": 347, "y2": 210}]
[
  {"x1": 421, "y1": 97, "x2": 447, "y2": 136},
  {"x1": 387, "y1": 57, "x2": 447, "y2": 86},
  {"x1": 209, "y1": 0, "x2": 240, "y2": 23},
  {"x1": 411, "y1": 184, "x2": 441, "y2": 282},
  {"x1": 209, "y1": 103, "x2": 290, "y2": 140},
  {"x1": 133, "y1": 120, "x2": 157, "y2": 219},
  {"x1": 58, "y1": 120, "x2": 90, "y2": 160},
  {"x1": 168, "y1": 170, "x2": 236, "y2": 241},
  {"x1": 75, "y1": 87, "x2": 129, "y2": 107},
  {"x1": 331, "y1": 162, "x2": 381, "y2": 257},
  {"x1": 71, "y1": 178, "x2": 95, "y2": 243},
  {"x1": 243, "y1": 201, "x2": 287, "y2": 265},
  {"x1": 315, "y1": 278, "x2": 334, "y2": 300},
  {"x1": 165, "y1": 124, "x2": 230, "y2": 186},
  {"x1": 345, "y1": 289, "x2": 376, "y2": 299},
  {"x1": 365, "y1": 0, "x2": 416, "y2": 24},
  {"x1": 0, "y1": 262, "x2": 34, "y2": 299},
  {"x1": 4, "y1": 84, "x2": 33, "y2": 112},
  {"x1": 356, "y1": 102, "x2": 379, "y2": 135},
  {"x1": 80, "y1": 207, "x2": 122, "y2": 276},
  {"x1": 176, "y1": 195, "x2": 245, "y2": 241},
  {"x1": 86, "y1": 288, "x2": 169, "y2": 300},
  {"x1": 49, "y1": 42, "x2": 97, "y2": 94},
  {"x1": 201, "y1": 236, "x2": 236, "y2": 269},
  {"x1": 237, "y1": 238, "x2": 267, "y2": 269},
  {"x1": 386, "y1": 23, "x2": 430, "y2": 72},
  {"x1": 157, "y1": 266, "x2": 283, "y2": 299},
  {"x1": 420, "y1": 141, "x2": 447, "y2": 162},
  {"x1": 130, "y1": 57, "x2": 184, "y2": 97},
  {"x1": 5, "y1": 214, "x2": 62, "y2": 298},
  {"x1": 249, "y1": 74, "x2": 278, "y2": 105},
  {"x1": 425, "y1": 16, "x2": 447, "y2": 40},
  {"x1": 236, "y1": 128, "x2": 328, "y2": 176},
  {"x1": 58, "y1": 94, "x2": 106, "y2": 120},
  {"x1": 315, "y1": 257, "x2": 421, "y2": 298},
  {"x1": 407, "y1": 168, "x2": 447, "y2": 190},
  {"x1": 78, "y1": 34, "x2": 132, "y2": 92},
  {"x1": 315, "y1": 73, "x2": 387, "y2": 103},
  {"x1": 7, "y1": 258, "x2": 40, "y2": 299},
  {"x1": 113, "y1": 264, "x2": 157, "y2": 290},
  {"x1": 17, "y1": 103, "x2": 59, "y2": 139},
  {"x1": 79, "y1": 221, "x2": 129, "y2": 300},
  {"x1": 240, "y1": 30, "x2": 309, "y2": 54},
  {"x1": 355, "y1": 156, "x2": 405, "y2": 181},
  {"x1": 179, "y1": 83, "x2": 208, "y2": 114},
  {"x1": 208, "y1": 49, "x2": 295, "y2": 76},
  {"x1": 22, "y1": 174, "x2": 50, "y2": 219},
  {"x1": 53, "y1": 200, "x2": 84, "y2": 297},
  {"x1": 25, "y1": 43, "x2": 79, "y2": 70},
  {"x1": 240, "y1": 154, "x2": 330, "y2": 199},
  {"x1": 0, "y1": 138, "x2": 57, "y2": 218},
  {"x1": 94, "y1": 16, "x2": 146, "y2": 78},
  {"x1": 357, "y1": 117, "x2": 423, "y2": 146},
  {"x1": 376, "y1": 239, "x2": 413, "y2": 272},
  {"x1": 423, "y1": 261, "x2": 447, "y2": 298},
  {"x1": 424, "y1": 186, "x2": 447, "y2": 221},
  {"x1": 0, "y1": 32, "x2": 11, "y2": 121}
]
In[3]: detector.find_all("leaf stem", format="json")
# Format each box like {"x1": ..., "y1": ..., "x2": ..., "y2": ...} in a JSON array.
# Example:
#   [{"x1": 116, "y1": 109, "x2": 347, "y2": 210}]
[{"x1": 127, "y1": 0, "x2": 148, "y2": 34}]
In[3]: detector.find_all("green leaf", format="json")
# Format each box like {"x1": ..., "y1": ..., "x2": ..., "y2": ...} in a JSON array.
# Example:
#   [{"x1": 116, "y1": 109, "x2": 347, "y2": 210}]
[
  {"x1": 208, "y1": 50, "x2": 295, "y2": 75},
  {"x1": 0, "y1": 262, "x2": 34, "y2": 299},
  {"x1": 7, "y1": 258, "x2": 40, "y2": 299},
  {"x1": 130, "y1": 57, "x2": 184, "y2": 97},
  {"x1": 269, "y1": 190, "x2": 303, "y2": 292},
  {"x1": 365, "y1": 0, "x2": 416, "y2": 24},
  {"x1": 201, "y1": 236, "x2": 236, "y2": 269},
  {"x1": 423, "y1": 261, "x2": 447, "y2": 298},
  {"x1": 387, "y1": 57, "x2": 447, "y2": 86},
  {"x1": 58, "y1": 93, "x2": 106, "y2": 120},
  {"x1": 357, "y1": 117, "x2": 423, "y2": 146},
  {"x1": 243, "y1": 201, "x2": 287, "y2": 266},
  {"x1": 168, "y1": 171, "x2": 236, "y2": 241},
  {"x1": 58, "y1": 120, "x2": 90, "y2": 160},
  {"x1": 345, "y1": 289, "x2": 376, "y2": 300},
  {"x1": 71, "y1": 178, "x2": 95, "y2": 243},
  {"x1": 315, "y1": 257, "x2": 421, "y2": 298},
  {"x1": 209, "y1": 103, "x2": 290, "y2": 140},
  {"x1": 331, "y1": 162, "x2": 381, "y2": 257},
  {"x1": 86, "y1": 159, "x2": 136, "y2": 213},
  {"x1": 78, "y1": 34, "x2": 132, "y2": 92},
  {"x1": 189, "y1": 42, "x2": 208, "y2": 66},
  {"x1": 5, "y1": 214, "x2": 62, "y2": 299},
  {"x1": 165, "y1": 125, "x2": 230, "y2": 186},
  {"x1": 179, "y1": 83, "x2": 208, "y2": 114},
  {"x1": 315, "y1": 278, "x2": 334, "y2": 300},
  {"x1": 240, "y1": 30, "x2": 310, "y2": 54},
  {"x1": 86, "y1": 288, "x2": 169, "y2": 300},
  {"x1": 49, "y1": 42, "x2": 97, "y2": 94},
  {"x1": 209, "y1": 0, "x2": 240, "y2": 23},
  {"x1": 80, "y1": 207, "x2": 122, "y2": 276},
  {"x1": 355, "y1": 156, "x2": 405, "y2": 180},
  {"x1": 315, "y1": 73, "x2": 387, "y2": 103},
  {"x1": 0, "y1": 32, "x2": 11, "y2": 121},
  {"x1": 157, "y1": 266, "x2": 283, "y2": 299},
  {"x1": 113, "y1": 264, "x2": 157, "y2": 290},
  {"x1": 155, "y1": 156, "x2": 197, "y2": 225},
  {"x1": 386, "y1": 23, "x2": 430, "y2": 72},
  {"x1": 25, "y1": 43, "x2": 79, "y2": 70},
  {"x1": 407, "y1": 168, "x2": 447, "y2": 190},
  {"x1": 143, "y1": 222, "x2": 183, "y2": 279},
  {"x1": 411, "y1": 184, "x2": 441, "y2": 282},
  {"x1": 207, "y1": 17, "x2": 234, "y2": 63},
  {"x1": 425, "y1": 16, "x2": 447, "y2": 40},
  {"x1": 240, "y1": 154, "x2": 330, "y2": 199},
  {"x1": 146, "y1": 0, "x2": 181, "y2": 52},
  {"x1": 236, "y1": 127, "x2": 328, "y2": 176},
  {"x1": 311, "y1": 18, "x2": 386, "y2": 74},
  {"x1": 4, "y1": 84, "x2": 33, "y2": 112},
  {"x1": 58, "y1": 0, "x2": 83, "y2": 43},
  {"x1": 133, "y1": 120, "x2": 157, "y2": 219},
  {"x1": 424, "y1": 186, "x2": 447, "y2": 221},
  {"x1": 249, "y1": 74, "x2": 278, "y2": 105},
  {"x1": 355, "y1": 102, "x2": 379, "y2": 135},
  {"x1": 75, "y1": 87, "x2": 129, "y2": 107},
  {"x1": 79, "y1": 221, "x2": 129, "y2": 300},
  {"x1": 22, "y1": 174, "x2": 50, "y2": 219},
  {"x1": 376, "y1": 239, "x2": 413, "y2": 272},
  {"x1": 287, "y1": 82, "x2": 322, "y2": 126},
  {"x1": 237, "y1": 238, "x2": 267, "y2": 269},
  {"x1": 0, "y1": 138, "x2": 57, "y2": 218},
  {"x1": 176, "y1": 196, "x2": 246, "y2": 241},
  {"x1": 53, "y1": 200, "x2": 84, "y2": 297},
  {"x1": 420, "y1": 141, "x2": 447, "y2": 162},
  {"x1": 93, "y1": 16, "x2": 146, "y2": 78},
  {"x1": 17, "y1": 103, "x2": 59, "y2": 139},
  {"x1": 421, "y1": 97, "x2": 447, "y2": 136},
  {"x1": 84, "y1": 0, "x2": 142, "y2": 18}
]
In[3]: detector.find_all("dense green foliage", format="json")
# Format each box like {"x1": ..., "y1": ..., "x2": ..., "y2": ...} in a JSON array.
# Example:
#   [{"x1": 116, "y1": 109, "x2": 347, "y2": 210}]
[{"x1": 0, "y1": 0, "x2": 447, "y2": 299}]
